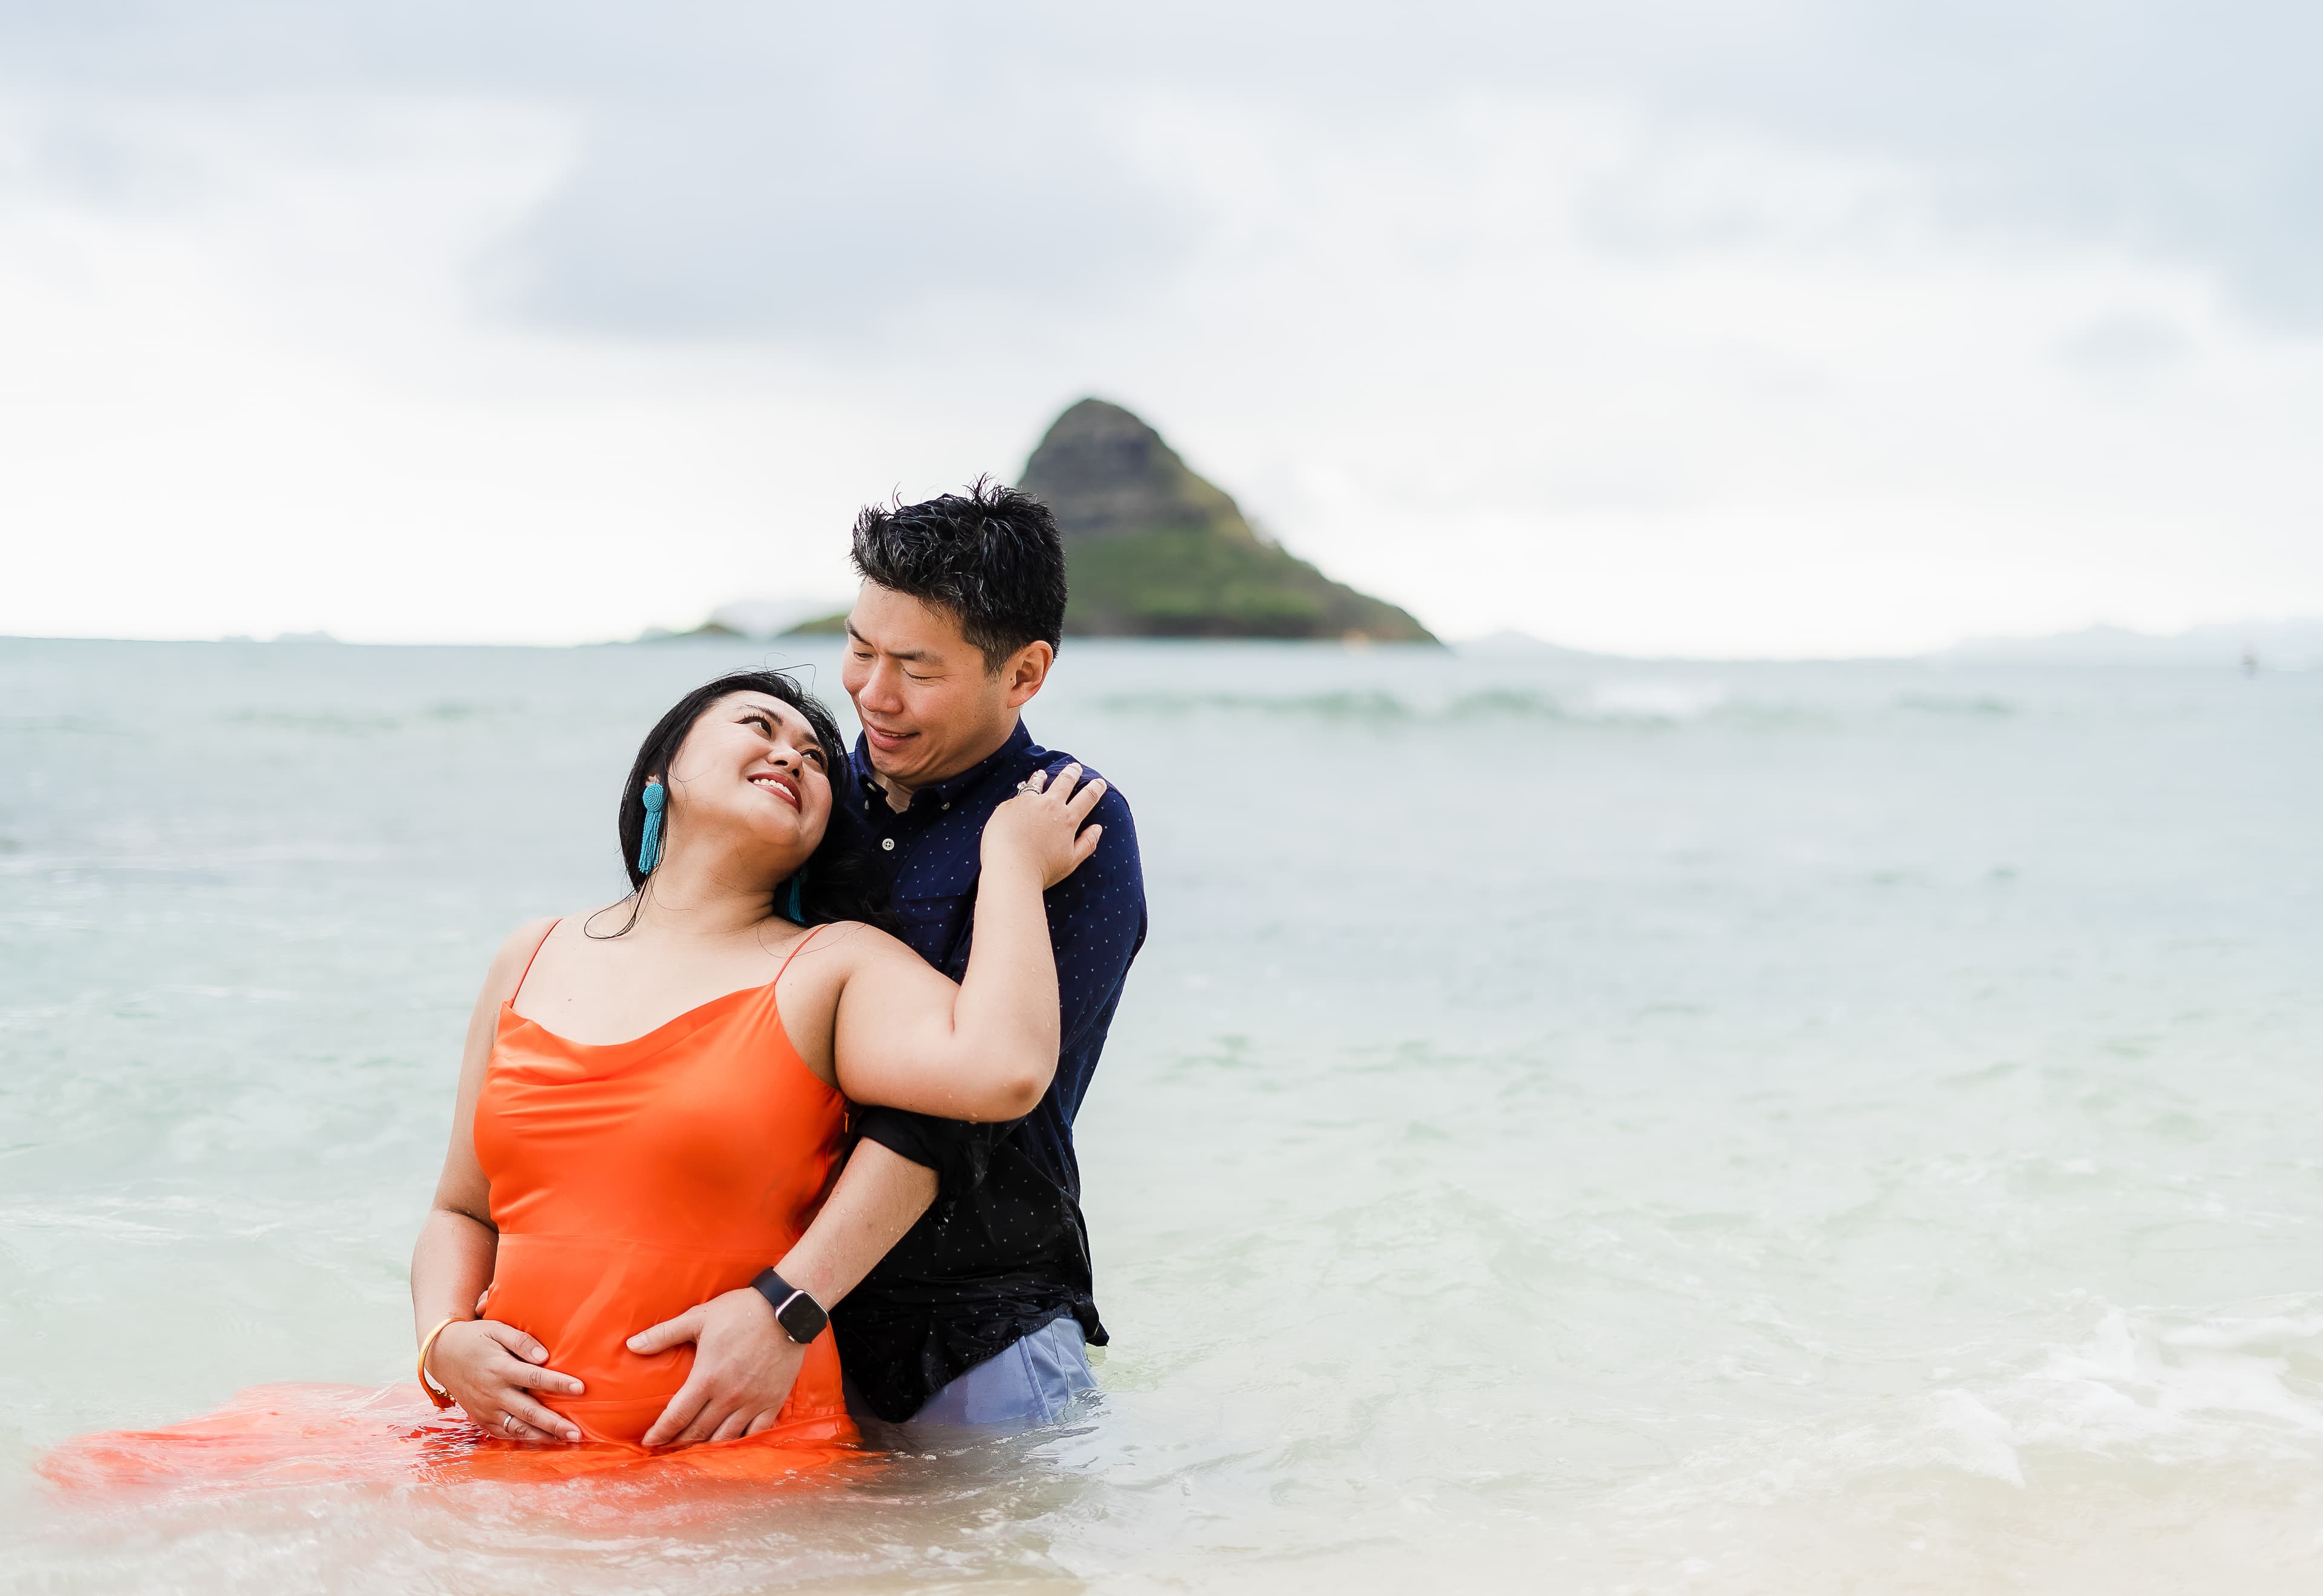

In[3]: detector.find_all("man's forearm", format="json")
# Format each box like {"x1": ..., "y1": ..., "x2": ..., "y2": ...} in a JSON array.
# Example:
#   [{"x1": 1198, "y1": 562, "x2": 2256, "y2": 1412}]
[{"x1": 774, "y1": 1139, "x2": 937, "y2": 1308}]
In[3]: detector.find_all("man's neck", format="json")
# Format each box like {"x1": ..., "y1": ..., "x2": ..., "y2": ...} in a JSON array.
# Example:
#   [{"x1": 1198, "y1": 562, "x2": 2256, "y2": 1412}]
[{"x1": 874, "y1": 716, "x2": 1020, "y2": 813}]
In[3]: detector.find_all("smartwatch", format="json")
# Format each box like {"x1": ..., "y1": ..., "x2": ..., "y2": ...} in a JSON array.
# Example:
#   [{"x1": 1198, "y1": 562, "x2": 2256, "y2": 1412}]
[{"x1": 750, "y1": 1268, "x2": 829, "y2": 1344}]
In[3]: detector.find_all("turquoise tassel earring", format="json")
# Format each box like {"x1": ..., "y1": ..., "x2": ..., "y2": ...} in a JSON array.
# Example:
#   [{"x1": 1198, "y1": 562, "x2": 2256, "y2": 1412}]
[
  {"x1": 780, "y1": 870, "x2": 807, "y2": 925},
  {"x1": 637, "y1": 779, "x2": 665, "y2": 874}
]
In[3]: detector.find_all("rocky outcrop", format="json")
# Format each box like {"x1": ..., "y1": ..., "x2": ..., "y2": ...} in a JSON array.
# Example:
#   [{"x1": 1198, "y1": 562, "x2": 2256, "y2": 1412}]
[{"x1": 1022, "y1": 399, "x2": 1436, "y2": 643}]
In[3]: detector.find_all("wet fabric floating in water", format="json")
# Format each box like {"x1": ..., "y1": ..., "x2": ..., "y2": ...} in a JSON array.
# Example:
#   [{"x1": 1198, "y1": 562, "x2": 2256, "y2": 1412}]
[{"x1": 41, "y1": 1383, "x2": 865, "y2": 1493}]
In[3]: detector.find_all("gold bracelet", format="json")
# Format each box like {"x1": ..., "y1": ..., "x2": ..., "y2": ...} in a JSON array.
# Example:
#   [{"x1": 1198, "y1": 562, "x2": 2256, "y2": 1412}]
[{"x1": 416, "y1": 1315, "x2": 464, "y2": 1410}]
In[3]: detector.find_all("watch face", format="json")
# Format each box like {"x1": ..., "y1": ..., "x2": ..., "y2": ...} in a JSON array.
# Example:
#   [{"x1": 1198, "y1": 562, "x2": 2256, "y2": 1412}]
[{"x1": 777, "y1": 1294, "x2": 828, "y2": 1343}]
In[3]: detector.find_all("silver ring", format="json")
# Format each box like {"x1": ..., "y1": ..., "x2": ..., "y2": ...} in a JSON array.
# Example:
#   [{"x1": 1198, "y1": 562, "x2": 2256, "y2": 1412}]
[
  {"x1": 1016, "y1": 781, "x2": 1031, "y2": 793},
  {"x1": 502, "y1": 1412, "x2": 520, "y2": 1435}
]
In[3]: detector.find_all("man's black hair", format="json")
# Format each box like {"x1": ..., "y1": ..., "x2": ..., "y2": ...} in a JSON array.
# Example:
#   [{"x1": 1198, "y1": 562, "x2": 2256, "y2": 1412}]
[{"x1": 850, "y1": 477, "x2": 1068, "y2": 670}]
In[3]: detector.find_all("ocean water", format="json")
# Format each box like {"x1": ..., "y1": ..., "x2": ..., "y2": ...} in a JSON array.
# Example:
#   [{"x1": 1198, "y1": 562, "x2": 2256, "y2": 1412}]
[{"x1": 2, "y1": 634, "x2": 2321, "y2": 1593}]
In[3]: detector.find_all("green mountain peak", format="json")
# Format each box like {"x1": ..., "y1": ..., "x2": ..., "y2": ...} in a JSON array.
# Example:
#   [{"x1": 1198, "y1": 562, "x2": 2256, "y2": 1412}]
[{"x1": 1022, "y1": 399, "x2": 1436, "y2": 643}]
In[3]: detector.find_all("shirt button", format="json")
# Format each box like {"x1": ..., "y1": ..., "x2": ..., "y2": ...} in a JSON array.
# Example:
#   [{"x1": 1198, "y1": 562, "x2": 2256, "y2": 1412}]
[{"x1": 881, "y1": 837, "x2": 895, "y2": 852}]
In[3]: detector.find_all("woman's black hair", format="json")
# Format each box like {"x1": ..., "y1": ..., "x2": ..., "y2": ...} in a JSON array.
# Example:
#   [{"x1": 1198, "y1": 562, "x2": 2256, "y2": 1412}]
[{"x1": 589, "y1": 670, "x2": 892, "y2": 939}]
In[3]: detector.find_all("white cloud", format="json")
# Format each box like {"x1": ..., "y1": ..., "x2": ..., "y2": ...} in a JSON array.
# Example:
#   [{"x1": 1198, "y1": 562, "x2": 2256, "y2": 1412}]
[
  {"x1": 0, "y1": 97, "x2": 904, "y2": 643},
  {"x1": 1, "y1": 11, "x2": 2321, "y2": 654},
  {"x1": 1077, "y1": 94, "x2": 2323, "y2": 652}
]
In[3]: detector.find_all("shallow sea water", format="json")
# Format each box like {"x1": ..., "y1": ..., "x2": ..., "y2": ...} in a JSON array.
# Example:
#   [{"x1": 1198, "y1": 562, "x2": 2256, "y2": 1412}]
[{"x1": 2, "y1": 635, "x2": 2321, "y2": 1593}]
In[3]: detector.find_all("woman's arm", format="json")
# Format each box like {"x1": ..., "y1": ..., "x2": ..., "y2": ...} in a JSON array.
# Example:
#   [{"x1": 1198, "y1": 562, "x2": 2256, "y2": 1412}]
[
  {"x1": 407, "y1": 919, "x2": 586, "y2": 1443},
  {"x1": 829, "y1": 764, "x2": 1106, "y2": 1121}
]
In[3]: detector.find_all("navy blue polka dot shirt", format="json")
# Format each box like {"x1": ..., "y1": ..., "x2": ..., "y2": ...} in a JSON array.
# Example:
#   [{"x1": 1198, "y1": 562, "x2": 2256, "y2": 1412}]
[{"x1": 830, "y1": 719, "x2": 1148, "y2": 1421}]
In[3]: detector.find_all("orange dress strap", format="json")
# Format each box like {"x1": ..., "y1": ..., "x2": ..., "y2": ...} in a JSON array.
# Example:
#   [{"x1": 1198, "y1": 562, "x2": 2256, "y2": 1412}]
[
  {"x1": 511, "y1": 918, "x2": 561, "y2": 1002},
  {"x1": 772, "y1": 922, "x2": 826, "y2": 986}
]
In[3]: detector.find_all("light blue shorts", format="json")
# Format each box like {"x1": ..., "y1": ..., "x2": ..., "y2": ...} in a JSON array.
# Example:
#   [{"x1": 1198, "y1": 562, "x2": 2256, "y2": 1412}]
[{"x1": 881, "y1": 1315, "x2": 1099, "y2": 1432}]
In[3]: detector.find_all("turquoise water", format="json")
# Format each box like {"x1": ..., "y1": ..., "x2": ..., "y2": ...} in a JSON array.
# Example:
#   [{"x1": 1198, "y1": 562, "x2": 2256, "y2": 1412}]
[{"x1": 4, "y1": 636, "x2": 2322, "y2": 1592}]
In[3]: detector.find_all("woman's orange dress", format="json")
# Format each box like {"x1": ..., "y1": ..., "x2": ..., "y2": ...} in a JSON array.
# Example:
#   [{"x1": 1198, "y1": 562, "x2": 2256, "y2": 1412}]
[{"x1": 44, "y1": 927, "x2": 861, "y2": 1490}]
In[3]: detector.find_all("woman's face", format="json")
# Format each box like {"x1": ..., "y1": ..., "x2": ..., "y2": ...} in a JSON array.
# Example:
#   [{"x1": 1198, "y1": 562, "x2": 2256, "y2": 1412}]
[{"x1": 659, "y1": 692, "x2": 833, "y2": 875}]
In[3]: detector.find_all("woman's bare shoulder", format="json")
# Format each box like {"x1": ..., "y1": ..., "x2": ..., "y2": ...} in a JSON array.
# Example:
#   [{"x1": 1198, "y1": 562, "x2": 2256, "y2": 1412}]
[
  {"x1": 497, "y1": 915, "x2": 563, "y2": 957},
  {"x1": 476, "y1": 916, "x2": 564, "y2": 1005},
  {"x1": 791, "y1": 919, "x2": 921, "y2": 972}
]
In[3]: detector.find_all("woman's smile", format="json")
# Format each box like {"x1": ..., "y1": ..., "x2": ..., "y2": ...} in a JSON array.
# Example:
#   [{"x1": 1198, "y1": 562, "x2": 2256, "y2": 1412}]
[{"x1": 749, "y1": 769, "x2": 802, "y2": 809}]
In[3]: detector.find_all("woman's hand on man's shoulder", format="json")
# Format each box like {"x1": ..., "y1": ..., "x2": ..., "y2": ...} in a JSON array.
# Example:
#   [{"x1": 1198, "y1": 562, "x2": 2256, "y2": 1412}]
[{"x1": 979, "y1": 763, "x2": 1108, "y2": 888}]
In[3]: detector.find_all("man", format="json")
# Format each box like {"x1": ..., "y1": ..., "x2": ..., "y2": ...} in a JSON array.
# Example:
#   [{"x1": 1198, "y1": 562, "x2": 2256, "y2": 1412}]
[{"x1": 625, "y1": 480, "x2": 1146, "y2": 1439}]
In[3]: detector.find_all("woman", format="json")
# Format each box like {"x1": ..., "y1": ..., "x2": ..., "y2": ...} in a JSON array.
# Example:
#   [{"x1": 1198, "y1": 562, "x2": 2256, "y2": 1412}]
[{"x1": 45, "y1": 670, "x2": 1105, "y2": 1487}]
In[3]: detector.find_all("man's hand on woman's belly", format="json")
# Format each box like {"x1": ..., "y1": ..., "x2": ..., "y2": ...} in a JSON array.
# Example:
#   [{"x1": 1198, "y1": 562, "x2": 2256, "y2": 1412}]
[{"x1": 628, "y1": 1288, "x2": 809, "y2": 1447}]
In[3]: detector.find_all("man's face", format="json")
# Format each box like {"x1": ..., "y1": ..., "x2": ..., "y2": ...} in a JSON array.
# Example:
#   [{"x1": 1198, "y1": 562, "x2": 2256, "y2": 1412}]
[{"x1": 840, "y1": 581, "x2": 1050, "y2": 793}]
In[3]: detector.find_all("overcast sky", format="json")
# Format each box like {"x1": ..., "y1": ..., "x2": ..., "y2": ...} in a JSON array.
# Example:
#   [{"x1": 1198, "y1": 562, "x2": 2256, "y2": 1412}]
[{"x1": 3, "y1": 1, "x2": 2319, "y2": 653}]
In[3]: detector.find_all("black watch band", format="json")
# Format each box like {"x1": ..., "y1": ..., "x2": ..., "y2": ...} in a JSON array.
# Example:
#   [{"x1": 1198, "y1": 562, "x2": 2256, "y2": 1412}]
[{"x1": 750, "y1": 1268, "x2": 829, "y2": 1345}]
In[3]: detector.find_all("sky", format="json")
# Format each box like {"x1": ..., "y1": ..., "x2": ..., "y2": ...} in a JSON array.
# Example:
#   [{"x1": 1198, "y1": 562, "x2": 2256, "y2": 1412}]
[{"x1": 2, "y1": 1, "x2": 2319, "y2": 654}]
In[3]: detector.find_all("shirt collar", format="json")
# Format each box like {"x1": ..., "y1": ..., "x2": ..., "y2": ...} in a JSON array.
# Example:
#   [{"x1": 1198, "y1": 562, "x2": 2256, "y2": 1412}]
[{"x1": 852, "y1": 719, "x2": 1034, "y2": 813}]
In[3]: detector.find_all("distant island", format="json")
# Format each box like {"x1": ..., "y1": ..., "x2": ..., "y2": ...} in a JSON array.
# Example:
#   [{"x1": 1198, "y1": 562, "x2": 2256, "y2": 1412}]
[
  {"x1": 1025, "y1": 399, "x2": 1434, "y2": 642},
  {"x1": 1946, "y1": 619, "x2": 2323, "y2": 670},
  {"x1": 773, "y1": 398, "x2": 1434, "y2": 645}
]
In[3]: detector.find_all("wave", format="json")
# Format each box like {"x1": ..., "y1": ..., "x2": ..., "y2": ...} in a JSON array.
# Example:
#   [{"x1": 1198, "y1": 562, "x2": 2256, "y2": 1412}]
[
  {"x1": 1627, "y1": 1294, "x2": 2323, "y2": 1519},
  {"x1": 219, "y1": 700, "x2": 512, "y2": 735},
  {"x1": 1089, "y1": 681, "x2": 2043, "y2": 731},
  {"x1": 1093, "y1": 682, "x2": 1814, "y2": 728},
  {"x1": 1897, "y1": 693, "x2": 2018, "y2": 717}
]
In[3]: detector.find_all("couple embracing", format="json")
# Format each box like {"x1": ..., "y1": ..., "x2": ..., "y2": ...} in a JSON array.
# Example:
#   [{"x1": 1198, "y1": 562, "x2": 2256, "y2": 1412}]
[{"x1": 51, "y1": 484, "x2": 1145, "y2": 1486}]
